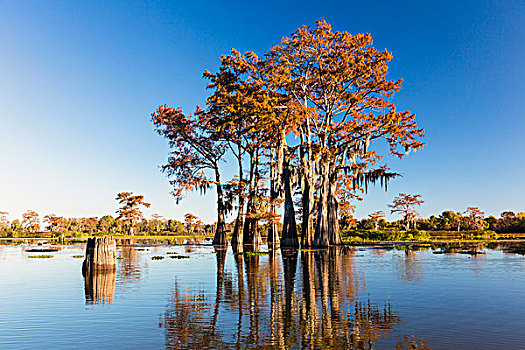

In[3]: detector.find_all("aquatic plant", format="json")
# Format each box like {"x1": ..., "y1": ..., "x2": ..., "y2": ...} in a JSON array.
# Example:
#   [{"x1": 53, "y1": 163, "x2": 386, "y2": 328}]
[
  {"x1": 244, "y1": 251, "x2": 270, "y2": 256},
  {"x1": 151, "y1": 256, "x2": 165, "y2": 260},
  {"x1": 28, "y1": 255, "x2": 54, "y2": 259},
  {"x1": 72, "y1": 255, "x2": 84, "y2": 258}
]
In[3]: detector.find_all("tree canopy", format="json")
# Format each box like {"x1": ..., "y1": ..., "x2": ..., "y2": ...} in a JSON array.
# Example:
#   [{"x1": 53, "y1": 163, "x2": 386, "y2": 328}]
[{"x1": 152, "y1": 18, "x2": 424, "y2": 247}]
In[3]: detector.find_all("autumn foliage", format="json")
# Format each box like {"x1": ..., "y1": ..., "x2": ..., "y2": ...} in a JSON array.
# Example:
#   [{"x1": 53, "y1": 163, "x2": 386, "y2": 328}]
[
  {"x1": 116, "y1": 192, "x2": 151, "y2": 234},
  {"x1": 388, "y1": 194, "x2": 425, "y2": 231},
  {"x1": 152, "y1": 19, "x2": 425, "y2": 247}
]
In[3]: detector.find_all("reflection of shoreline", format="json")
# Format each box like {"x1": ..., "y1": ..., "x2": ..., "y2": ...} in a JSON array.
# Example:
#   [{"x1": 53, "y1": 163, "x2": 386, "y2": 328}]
[
  {"x1": 117, "y1": 246, "x2": 146, "y2": 291},
  {"x1": 161, "y1": 247, "x2": 431, "y2": 349}
]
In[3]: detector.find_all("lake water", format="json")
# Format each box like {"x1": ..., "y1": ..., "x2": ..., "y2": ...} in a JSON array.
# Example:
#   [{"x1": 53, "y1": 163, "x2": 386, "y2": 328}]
[{"x1": 1, "y1": 243, "x2": 525, "y2": 349}]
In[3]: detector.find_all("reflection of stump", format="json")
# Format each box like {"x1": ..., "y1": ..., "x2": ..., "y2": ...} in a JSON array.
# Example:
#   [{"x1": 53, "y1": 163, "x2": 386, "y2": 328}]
[
  {"x1": 120, "y1": 238, "x2": 135, "y2": 245},
  {"x1": 84, "y1": 269, "x2": 116, "y2": 304},
  {"x1": 82, "y1": 237, "x2": 117, "y2": 275}
]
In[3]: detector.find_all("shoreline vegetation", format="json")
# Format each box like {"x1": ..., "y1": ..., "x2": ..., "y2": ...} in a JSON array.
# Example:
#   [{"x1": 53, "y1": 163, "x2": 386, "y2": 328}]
[
  {"x1": 1, "y1": 210, "x2": 524, "y2": 244},
  {"x1": 1, "y1": 230, "x2": 524, "y2": 244}
]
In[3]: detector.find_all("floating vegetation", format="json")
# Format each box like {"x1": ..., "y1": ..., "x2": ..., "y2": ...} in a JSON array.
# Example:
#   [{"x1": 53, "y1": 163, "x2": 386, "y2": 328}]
[
  {"x1": 502, "y1": 245, "x2": 525, "y2": 256},
  {"x1": 244, "y1": 251, "x2": 270, "y2": 256},
  {"x1": 151, "y1": 256, "x2": 165, "y2": 260},
  {"x1": 72, "y1": 255, "x2": 84, "y2": 258},
  {"x1": 28, "y1": 255, "x2": 54, "y2": 259},
  {"x1": 170, "y1": 255, "x2": 190, "y2": 259},
  {"x1": 117, "y1": 256, "x2": 126, "y2": 260},
  {"x1": 458, "y1": 250, "x2": 486, "y2": 255},
  {"x1": 167, "y1": 251, "x2": 178, "y2": 255},
  {"x1": 26, "y1": 248, "x2": 59, "y2": 253}
]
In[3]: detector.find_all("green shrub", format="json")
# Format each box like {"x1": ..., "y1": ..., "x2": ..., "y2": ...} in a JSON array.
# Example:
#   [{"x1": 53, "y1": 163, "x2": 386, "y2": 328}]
[
  {"x1": 343, "y1": 229, "x2": 430, "y2": 242},
  {"x1": 6, "y1": 231, "x2": 19, "y2": 238}
]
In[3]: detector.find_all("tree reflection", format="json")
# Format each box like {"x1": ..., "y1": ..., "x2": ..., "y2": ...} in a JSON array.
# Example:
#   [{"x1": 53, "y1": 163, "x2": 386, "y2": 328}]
[
  {"x1": 84, "y1": 269, "x2": 116, "y2": 305},
  {"x1": 396, "y1": 248, "x2": 423, "y2": 282},
  {"x1": 161, "y1": 247, "x2": 430, "y2": 349}
]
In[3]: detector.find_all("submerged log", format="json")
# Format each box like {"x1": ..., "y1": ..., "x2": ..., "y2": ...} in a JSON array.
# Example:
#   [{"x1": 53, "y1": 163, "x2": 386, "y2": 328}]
[{"x1": 82, "y1": 237, "x2": 117, "y2": 275}]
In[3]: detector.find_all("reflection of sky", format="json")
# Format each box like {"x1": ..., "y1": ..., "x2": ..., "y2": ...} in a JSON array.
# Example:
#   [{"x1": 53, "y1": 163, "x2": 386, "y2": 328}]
[{"x1": 0, "y1": 245, "x2": 525, "y2": 349}]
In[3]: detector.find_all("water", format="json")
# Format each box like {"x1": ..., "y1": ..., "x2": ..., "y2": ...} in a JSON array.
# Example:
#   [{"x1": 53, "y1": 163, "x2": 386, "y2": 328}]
[{"x1": 1, "y1": 243, "x2": 525, "y2": 349}]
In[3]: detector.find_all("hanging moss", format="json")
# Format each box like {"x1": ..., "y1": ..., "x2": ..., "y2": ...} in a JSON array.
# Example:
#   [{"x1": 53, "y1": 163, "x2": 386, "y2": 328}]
[{"x1": 353, "y1": 168, "x2": 400, "y2": 193}]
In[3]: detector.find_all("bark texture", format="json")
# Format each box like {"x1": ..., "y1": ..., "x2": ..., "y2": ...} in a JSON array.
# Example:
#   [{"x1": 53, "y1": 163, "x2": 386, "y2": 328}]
[
  {"x1": 82, "y1": 237, "x2": 117, "y2": 275},
  {"x1": 281, "y1": 151, "x2": 299, "y2": 247},
  {"x1": 212, "y1": 170, "x2": 228, "y2": 246}
]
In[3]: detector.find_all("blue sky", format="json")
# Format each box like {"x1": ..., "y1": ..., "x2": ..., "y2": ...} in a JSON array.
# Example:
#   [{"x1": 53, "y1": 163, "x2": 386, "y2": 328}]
[{"x1": 0, "y1": 0, "x2": 523, "y2": 222}]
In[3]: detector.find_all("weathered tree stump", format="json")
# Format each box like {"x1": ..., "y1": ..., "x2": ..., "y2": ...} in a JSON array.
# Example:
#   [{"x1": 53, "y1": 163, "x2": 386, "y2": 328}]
[{"x1": 82, "y1": 237, "x2": 117, "y2": 275}]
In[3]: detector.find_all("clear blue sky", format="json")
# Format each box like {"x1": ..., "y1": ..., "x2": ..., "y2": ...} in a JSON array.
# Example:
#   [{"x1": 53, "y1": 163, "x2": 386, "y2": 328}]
[{"x1": 0, "y1": 0, "x2": 523, "y2": 222}]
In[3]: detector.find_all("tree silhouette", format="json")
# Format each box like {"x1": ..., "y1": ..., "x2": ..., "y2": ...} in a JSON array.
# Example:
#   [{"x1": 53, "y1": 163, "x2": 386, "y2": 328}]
[
  {"x1": 463, "y1": 207, "x2": 485, "y2": 230},
  {"x1": 0, "y1": 211, "x2": 9, "y2": 231},
  {"x1": 152, "y1": 106, "x2": 228, "y2": 245},
  {"x1": 22, "y1": 210, "x2": 40, "y2": 233},
  {"x1": 115, "y1": 192, "x2": 151, "y2": 234},
  {"x1": 389, "y1": 194, "x2": 424, "y2": 231},
  {"x1": 368, "y1": 211, "x2": 385, "y2": 230}
]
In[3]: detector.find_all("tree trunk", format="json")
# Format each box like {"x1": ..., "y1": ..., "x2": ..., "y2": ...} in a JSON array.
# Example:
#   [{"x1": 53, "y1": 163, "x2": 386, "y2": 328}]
[
  {"x1": 281, "y1": 150, "x2": 299, "y2": 247},
  {"x1": 313, "y1": 163, "x2": 330, "y2": 247},
  {"x1": 300, "y1": 96, "x2": 315, "y2": 247},
  {"x1": 212, "y1": 168, "x2": 228, "y2": 246},
  {"x1": 243, "y1": 150, "x2": 262, "y2": 246},
  {"x1": 327, "y1": 177, "x2": 342, "y2": 245},
  {"x1": 301, "y1": 175, "x2": 315, "y2": 247},
  {"x1": 231, "y1": 155, "x2": 244, "y2": 246},
  {"x1": 267, "y1": 147, "x2": 280, "y2": 246},
  {"x1": 300, "y1": 141, "x2": 314, "y2": 247},
  {"x1": 231, "y1": 198, "x2": 244, "y2": 245}
]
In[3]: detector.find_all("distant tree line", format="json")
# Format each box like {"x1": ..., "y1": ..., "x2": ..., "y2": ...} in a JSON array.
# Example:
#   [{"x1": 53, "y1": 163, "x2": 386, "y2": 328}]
[
  {"x1": 0, "y1": 192, "x2": 213, "y2": 237},
  {"x1": 0, "y1": 210, "x2": 211, "y2": 237},
  {"x1": 352, "y1": 209, "x2": 525, "y2": 233},
  {"x1": 1, "y1": 208, "x2": 523, "y2": 237}
]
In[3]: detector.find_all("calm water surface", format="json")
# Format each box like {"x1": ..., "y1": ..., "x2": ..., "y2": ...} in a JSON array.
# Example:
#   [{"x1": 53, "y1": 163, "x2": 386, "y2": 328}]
[{"x1": 1, "y1": 243, "x2": 525, "y2": 349}]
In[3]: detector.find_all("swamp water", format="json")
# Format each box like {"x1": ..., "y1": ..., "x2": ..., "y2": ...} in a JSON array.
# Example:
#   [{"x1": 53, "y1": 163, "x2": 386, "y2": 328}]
[{"x1": 0, "y1": 244, "x2": 525, "y2": 349}]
